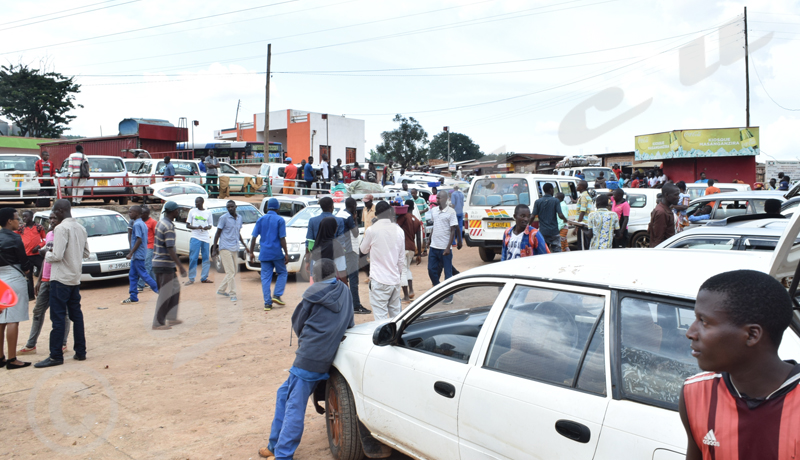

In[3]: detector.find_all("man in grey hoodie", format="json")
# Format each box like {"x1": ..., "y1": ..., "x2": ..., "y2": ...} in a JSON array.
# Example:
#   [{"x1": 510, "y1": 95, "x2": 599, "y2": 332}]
[{"x1": 259, "y1": 258, "x2": 354, "y2": 460}]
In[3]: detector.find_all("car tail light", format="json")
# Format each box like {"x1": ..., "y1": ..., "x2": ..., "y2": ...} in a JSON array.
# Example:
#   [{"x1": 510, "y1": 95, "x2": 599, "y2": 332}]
[{"x1": 464, "y1": 213, "x2": 468, "y2": 229}]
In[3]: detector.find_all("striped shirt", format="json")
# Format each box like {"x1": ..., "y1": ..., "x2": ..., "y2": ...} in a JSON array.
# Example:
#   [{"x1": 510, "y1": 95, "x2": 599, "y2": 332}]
[
  {"x1": 683, "y1": 363, "x2": 800, "y2": 460},
  {"x1": 67, "y1": 153, "x2": 84, "y2": 176},
  {"x1": 152, "y1": 218, "x2": 177, "y2": 269}
]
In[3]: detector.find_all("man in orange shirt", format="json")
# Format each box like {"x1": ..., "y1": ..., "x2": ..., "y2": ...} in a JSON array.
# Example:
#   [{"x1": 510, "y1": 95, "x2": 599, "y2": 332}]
[
  {"x1": 282, "y1": 157, "x2": 297, "y2": 195},
  {"x1": 704, "y1": 179, "x2": 721, "y2": 196}
]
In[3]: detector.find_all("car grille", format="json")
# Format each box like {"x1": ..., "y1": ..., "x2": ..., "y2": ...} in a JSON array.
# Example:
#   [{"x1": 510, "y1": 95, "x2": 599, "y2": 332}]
[{"x1": 96, "y1": 249, "x2": 129, "y2": 261}]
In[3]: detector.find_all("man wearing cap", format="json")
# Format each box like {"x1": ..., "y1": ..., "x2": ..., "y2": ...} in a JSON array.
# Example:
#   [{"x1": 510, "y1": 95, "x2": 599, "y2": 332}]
[
  {"x1": 282, "y1": 157, "x2": 297, "y2": 195},
  {"x1": 359, "y1": 201, "x2": 405, "y2": 321},
  {"x1": 151, "y1": 201, "x2": 188, "y2": 330},
  {"x1": 250, "y1": 198, "x2": 289, "y2": 311}
]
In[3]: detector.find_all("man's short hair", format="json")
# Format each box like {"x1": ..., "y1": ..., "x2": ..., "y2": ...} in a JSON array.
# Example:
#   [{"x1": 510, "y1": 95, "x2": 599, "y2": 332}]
[
  {"x1": 312, "y1": 258, "x2": 337, "y2": 282},
  {"x1": 676, "y1": 181, "x2": 686, "y2": 191},
  {"x1": 765, "y1": 199, "x2": 782, "y2": 214},
  {"x1": 375, "y1": 200, "x2": 391, "y2": 216},
  {"x1": 542, "y1": 183, "x2": 554, "y2": 194},
  {"x1": 319, "y1": 197, "x2": 334, "y2": 212},
  {"x1": 76, "y1": 145, "x2": 84, "y2": 152},
  {"x1": 0, "y1": 207, "x2": 17, "y2": 227},
  {"x1": 514, "y1": 204, "x2": 530, "y2": 216},
  {"x1": 595, "y1": 194, "x2": 609, "y2": 208},
  {"x1": 699, "y1": 270, "x2": 793, "y2": 347},
  {"x1": 707, "y1": 179, "x2": 715, "y2": 186}
]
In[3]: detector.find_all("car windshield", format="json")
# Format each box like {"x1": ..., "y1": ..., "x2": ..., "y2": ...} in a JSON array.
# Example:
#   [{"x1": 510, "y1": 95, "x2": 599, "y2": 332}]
[
  {"x1": 469, "y1": 178, "x2": 530, "y2": 206},
  {"x1": 136, "y1": 163, "x2": 153, "y2": 174},
  {"x1": 126, "y1": 161, "x2": 144, "y2": 173},
  {"x1": 0, "y1": 155, "x2": 37, "y2": 171},
  {"x1": 75, "y1": 214, "x2": 129, "y2": 237},
  {"x1": 581, "y1": 168, "x2": 616, "y2": 181},
  {"x1": 156, "y1": 184, "x2": 206, "y2": 197},
  {"x1": 210, "y1": 205, "x2": 262, "y2": 226},
  {"x1": 287, "y1": 206, "x2": 323, "y2": 227},
  {"x1": 156, "y1": 161, "x2": 197, "y2": 175},
  {"x1": 89, "y1": 158, "x2": 125, "y2": 173}
]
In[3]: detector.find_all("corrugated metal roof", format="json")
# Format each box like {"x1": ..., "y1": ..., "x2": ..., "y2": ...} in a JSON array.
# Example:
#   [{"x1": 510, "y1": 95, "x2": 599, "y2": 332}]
[
  {"x1": 37, "y1": 135, "x2": 138, "y2": 145},
  {"x1": 0, "y1": 137, "x2": 53, "y2": 149}
]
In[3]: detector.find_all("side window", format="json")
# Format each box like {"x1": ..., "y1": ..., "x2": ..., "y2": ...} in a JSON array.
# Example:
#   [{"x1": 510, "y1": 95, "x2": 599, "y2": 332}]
[
  {"x1": 484, "y1": 285, "x2": 605, "y2": 390},
  {"x1": 155, "y1": 162, "x2": 166, "y2": 174},
  {"x1": 668, "y1": 237, "x2": 736, "y2": 250},
  {"x1": 628, "y1": 194, "x2": 647, "y2": 208},
  {"x1": 559, "y1": 181, "x2": 577, "y2": 204},
  {"x1": 277, "y1": 202, "x2": 293, "y2": 217},
  {"x1": 175, "y1": 207, "x2": 191, "y2": 224},
  {"x1": 742, "y1": 237, "x2": 779, "y2": 251},
  {"x1": 292, "y1": 204, "x2": 304, "y2": 216},
  {"x1": 221, "y1": 164, "x2": 236, "y2": 174},
  {"x1": 713, "y1": 200, "x2": 749, "y2": 219},
  {"x1": 619, "y1": 297, "x2": 700, "y2": 409},
  {"x1": 576, "y1": 318, "x2": 605, "y2": 395},
  {"x1": 399, "y1": 283, "x2": 504, "y2": 363},
  {"x1": 685, "y1": 201, "x2": 703, "y2": 217}
]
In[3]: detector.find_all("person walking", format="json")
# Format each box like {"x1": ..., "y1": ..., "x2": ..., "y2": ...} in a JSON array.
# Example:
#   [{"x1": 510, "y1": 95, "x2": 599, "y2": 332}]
[
  {"x1": 501, "y1": 204, "x2": 549, "y2": 260},
  {"x1": 450, "y1": 185, "x2": 465, "y2": 246},
  {"x1": 18, "y1": 213, "x2": 70, "y2": 356},
  {"x1": 303, "y1": 156, "x2": 315, "y2": 195},
  {"x1": 397, "y1": 200, "x2": 422, "y2": 302},
  {"x1": 121, "y1": 206, "x2": 159, "y2": 304},
  {"x1": 556, "y1": 192, "x2": 571, "y2": 252},
  {"x1": 611, "y1": 188, "x2": 630, "y2": 248},
  {"x1": 680, "y1": 270, "x2": 800, "y2": 460},
  {"x1": 250, "y1": 198, "x2": 289, "y2": 311},
  {"x1": 257, "y1": 258, "x2": 354, "y2": 460},
  {"x1": 282, "y1": 157, "x2": 297, "y2": 194},
  {"x1": 359, "y1": 202, "x2": 405, "y2": 321},
  {"x1": 343, "y1": 198, "x2": 370, "y2": 314},
  {"x1": 575, "y1": 180, "x2": 593, "y2": 250},
  {"x1": 428, "y1": 191, "x2": 461, "y2": 290},
  {"x1": 648, "y1": 183, "x2": 679, "y2": 247},
  {"x1": 531, "y1": 183, "x2": 568, "y2": 253},
  {"x1": 704, "y1": 179, "x2": 721, "y2": 196},
  {"x1": 162, "y1": 156, "x2": 176, "y2": 181},
  {"x1": 136, "y1": 206, "x2": 158, "y2": 292},
  {"x1": 205, "y1": 150, "x2": 220, "y2": 197},
  {"x1": 35, "y1": 151, "x2": 54, "y2": 207},
  {"x1": 34, "y1": 200, "x2": 90, "y2": 368},
  {"x1": 585, "y1": 194, "x2": 619, "y2": 250},
  {"x1": 0, "y1": 208, "x2": 33, "y2": 369},
  {"x1": 66, "y1": 145, "x2": 89, "y2": 205},
  {"x1": 185, "y1": 196, "x2": 212, "y2": 285},
  {"x1": 151, "y1": 201, "x2": 188, "y2": 330},
  {"x1": 214, "y1": 200, "x2": 249, "y2": 303},
  {"x1": 411, "y1": 189, "x2": 429, "y2": 256},
  {"x1": 305, "y1": 197, "x2": 349, "y2": 272},
  {"x1": 16, "y1": 210, "x2": 46, "y2": 299}
]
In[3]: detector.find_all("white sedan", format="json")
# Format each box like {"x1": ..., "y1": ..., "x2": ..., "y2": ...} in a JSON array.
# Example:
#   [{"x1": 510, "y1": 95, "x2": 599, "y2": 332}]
[{"x1": 319, "y1": 215, "x2": 800, "y2": 460}]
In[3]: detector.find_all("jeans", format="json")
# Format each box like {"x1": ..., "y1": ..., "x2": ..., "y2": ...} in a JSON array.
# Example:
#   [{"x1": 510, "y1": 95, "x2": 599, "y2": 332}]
[
  {"x1": 345, "y1": 252, "x2": 361, "y2": 309},
  {"x1": 428, "y1": 247, "x2": 453, "y2": 287},
  {"x1": 153, "y1": 269, "x2": 180, "y2": 327},
  {"x1": 188, "y1": 238, "x2": 210, "y2": 282},
  {"x1": 129, "y1": 258, "x2": 158, "y2": 301},
  {"x1": 453, "y1": 214, "x2": 464, "y2": 245},
  {"x1": 49, "y1": 281, "x2": 86, "y2": 360},
  {"x1": 260, "y1": 258, "x2": 288, "y2": 305},
  {"x1": 217, "y1": 249, "x2": 239, "y2": 296},
  {"x1": 25, "y1": 281, "x2": 70, "y2": 349},
  {"x1": 137, "y1": 248, "x2": 155, "y2": 289},
  {"x1": 304, "y1": 180, "x2": 314, "y2": 195},
  {"x1": 544, "y1": 233, "x2": 562, "y2": 253},
  {"x1": 268, "y1": 374, "x2": 319, "y2": 460}
]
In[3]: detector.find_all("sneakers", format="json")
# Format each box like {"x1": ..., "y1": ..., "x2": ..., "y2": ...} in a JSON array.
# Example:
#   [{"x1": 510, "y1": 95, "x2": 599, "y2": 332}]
[
  {"x1": 137, "y1": 286, "x2": 144, "y2": 292},
  {"x1": 18, "y1": 347, "x2": 36, "y2": 355},
  {"x1": 184, "y1": 280, "x2": 195, "y2": 286},
  {"x1": 230, "y1": 296, "x2": 238, "y2": 302},
  {"x1": 264, "y1": 304, "x2": 273, "y2": 311},
  {"x1": 354, "y1": 306, "x2": 371, "y2": 315},
  {"x1": 216, "y1": 291, "x2": 229, "y2": 297},
  {"x1": 271, "y1": 296, "x2": 285, "y2": 306},
  {"x1": 121, "y1": 298, "x2": 138, "y2": 304}
]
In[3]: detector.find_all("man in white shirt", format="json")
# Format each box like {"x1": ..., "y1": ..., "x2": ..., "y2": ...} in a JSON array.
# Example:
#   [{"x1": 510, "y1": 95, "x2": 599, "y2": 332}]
[
  {"x1": 428, "y1": 191, "x2": 461, "y2": 297},
  {"x1": 65, "y1": 145, "x2": 88, "y2": 204},
  {"x1": 359, "y1": 201, "x2": 405, "y2": 321},
  {"x1": 186, "y1": 196, "x2": 213, "y2": 285},
  {"x1": 320, "y1": 154, "x2": 330, "y2": 191}
]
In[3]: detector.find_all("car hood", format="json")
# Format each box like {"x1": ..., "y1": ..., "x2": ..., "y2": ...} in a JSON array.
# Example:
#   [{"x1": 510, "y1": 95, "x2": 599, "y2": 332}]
[
  {"x1": 345, "y1": 321, "x2": 380, "y2": 336},
  {"x1": 286, "y1": 225, "x2": 310, "y2": 244},
  {"x1": 87, "y1": 232, "x2": 129, "y2": 253}
]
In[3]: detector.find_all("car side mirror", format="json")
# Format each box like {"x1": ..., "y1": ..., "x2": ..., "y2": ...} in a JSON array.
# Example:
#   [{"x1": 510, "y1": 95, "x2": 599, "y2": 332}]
[{"x1": 372, "y1": 322, "x2": 397, "y2": 346}]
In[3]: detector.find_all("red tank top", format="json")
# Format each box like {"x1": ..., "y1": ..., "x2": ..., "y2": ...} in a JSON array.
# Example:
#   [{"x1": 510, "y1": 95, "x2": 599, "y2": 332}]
[{"x1": 683, "y1": 366, "x2": 800, "y2": 460}]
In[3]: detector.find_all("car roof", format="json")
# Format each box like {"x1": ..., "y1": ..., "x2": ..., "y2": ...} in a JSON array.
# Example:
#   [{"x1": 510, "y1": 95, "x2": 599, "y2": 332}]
[
  {"x1": 691, "y1": 191, "x2": 786, "y2": 202},
  {"x1": 33, "y1": 207, "x2": 124, "y2": 218},
  {"x1": 165, "y1": 197, "x2": 253, "y2": 208},
  {"x1": 472, "y1": 173, "x2": 579, "y2": 180},
  {"x1": 267, "y1": 195, "x2": 319, "y2": 203},
  {"x1": 0, "y1": 153, "x2": 39, "y2": 157},
  {"x1": 463, "y1": 249, "x2": 772, "y2": 299}
]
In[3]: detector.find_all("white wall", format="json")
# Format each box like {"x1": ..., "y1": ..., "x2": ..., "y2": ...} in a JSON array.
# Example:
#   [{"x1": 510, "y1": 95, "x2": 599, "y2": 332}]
[{"x1": 309, "y1": 113, "x2": 365, "y2": 165}]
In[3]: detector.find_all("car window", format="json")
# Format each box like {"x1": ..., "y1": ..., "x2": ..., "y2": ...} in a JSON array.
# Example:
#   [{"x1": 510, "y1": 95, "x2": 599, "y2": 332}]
[
  {"x1": 34, "y1": 215, "x2": 49, "y2": 228},
  {"x1": 619, "y1": 297, "x2": 700, "y2": 409},
  {"x1": 668, "y1": 236, "x2": 736, "y2": 250},
  {"x1": 75, "y1": 214, "x2": 129, "y2": 237},
  {"x1": 558, "y1": 181, "x2": 577, "y2": 204},
  {"x1": 220, "y1": 164, "x2": 237, "y2": 174},
  {"x1": 742, "y1": 237, "x2": 780, "y2": 251},
  {"x1": 125, "y1": 161, "x2": 144, "y2": 173},
  {"x1": 750, "y1": 199, "x2": 772, "y2": 213},
  {"x1": 89, "y1": 158, "x2": 125, "y2": 173},
  {"x1": 687, "y1": 188, "x2": 705, "y2": 200},
  {"x1": 287, "y1": 206, "x2": 322, "y2": 228},
  {"x1": 712, "y1": 200, "x2": 750, "y2": 219},
  {"x1": 399, "y1": 283, "x2": 504, "y2": 363},
  {"x1": 175, "y1": 206, "x2": 191, "y2": 224},
  {"x1": 278, "y1": 201, "x2": 293, "y2": 217},
  {"x1": 0, "y1": 155, "x2": 37, "y2": 171},
  {"x1": 484, "y1": 285, "x2": 605, "y2": 390},
  {"x1": 156, "y1": 162, "x2": 196, "y2": 175},
  {"x1": 469, "y1": 178, "x2": 530, "y2": 207},
  {"x1": 628, "y1": 194, "x2": 647, "y2": 208}
]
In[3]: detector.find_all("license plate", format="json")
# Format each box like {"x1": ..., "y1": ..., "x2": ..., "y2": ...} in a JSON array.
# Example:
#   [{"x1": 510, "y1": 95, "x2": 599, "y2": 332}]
[
  {"x1": 108, "y1": 262, "x2": 130, "y2": 270},
  {"x1": 488, "y1": 222, "x2": 511, "y2": 228},
  {"x1": 97, "y1": 180, "x2": 109, "y2": 187},
  {"x1": 12, "y1": 174, "x2": 24, "y2": 182}
]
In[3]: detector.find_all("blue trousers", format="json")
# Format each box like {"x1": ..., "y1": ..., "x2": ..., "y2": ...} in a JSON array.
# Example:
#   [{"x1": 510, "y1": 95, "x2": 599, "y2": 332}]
[
  {"x1": 137, "y1": 248, "x2": 155, "y2": 289},
  {"x1": 346, "y1": 252, "x2": 361, "y2": 309},
  {"x1": 129, "y1": 258, "x2": 158, "y2": 301},
  {"x1": 268, "y1": 374, "x2": 319, "y2": 460},
  {"x1": 452, "y1": 214, "x2": 464, "y2": 245},
  {"x1": 189, "y1": 239, "x2": 210, "y2": 282},
  {"x1": 261, "y1": 258, "x2": 288, "y2": 305},
  {"x1": 428, "y1": 247, "x2": 453, "y2": 287},
  {"x1": 49, "y1": 281, "x2": 86, "y2": 360}
]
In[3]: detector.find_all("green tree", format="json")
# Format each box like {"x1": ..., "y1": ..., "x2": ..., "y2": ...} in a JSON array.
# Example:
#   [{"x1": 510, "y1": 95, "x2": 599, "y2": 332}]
[
  {"x1": 375, "y1": 114, "x2": 429, "y2": 168},
  {"x1": 367, "y1": 148, "x2": 387, "y2": 164},
  {"x1": 0, "y1": 64, "x2": 82, "y2": 138},
  {"x1": 429, "y1": 131, "x2": 483, "y2": 162}
]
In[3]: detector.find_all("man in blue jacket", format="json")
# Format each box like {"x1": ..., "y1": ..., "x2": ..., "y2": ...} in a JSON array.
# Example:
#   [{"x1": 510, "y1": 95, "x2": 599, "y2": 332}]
[{"x1": 258, "y1": 258, "x2": 354, "y2": 460}]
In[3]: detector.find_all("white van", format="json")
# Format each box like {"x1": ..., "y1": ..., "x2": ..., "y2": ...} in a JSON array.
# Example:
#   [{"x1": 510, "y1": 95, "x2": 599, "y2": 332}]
[
  {"x1": 0, "y1": 154, "x2": 40, "y2": 204},
  {"x1": 464, "y1": 174, "x2": 579, "y2": 261}
]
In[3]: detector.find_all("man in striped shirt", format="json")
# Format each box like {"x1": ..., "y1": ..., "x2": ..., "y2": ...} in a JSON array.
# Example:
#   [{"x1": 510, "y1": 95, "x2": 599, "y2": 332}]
[
  {"x1": 680, "y1": 270, "x2": 799, "y2": 460},
  {"x1": 151, "y1": 201, "x2": 188, "y2": 330},
  {"x1": 65, "y1": 145, "x2": 88, "y2": 205}
]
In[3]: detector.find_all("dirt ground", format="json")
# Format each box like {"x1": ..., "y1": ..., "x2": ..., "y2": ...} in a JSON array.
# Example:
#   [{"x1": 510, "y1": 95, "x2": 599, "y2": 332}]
[{"x1": 0, "y1": 237, "x2": 488, "y2": 459}]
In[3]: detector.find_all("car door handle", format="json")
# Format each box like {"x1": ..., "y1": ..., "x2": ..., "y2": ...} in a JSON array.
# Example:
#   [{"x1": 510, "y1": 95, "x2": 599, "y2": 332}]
[
  {"x1": 434, "y1": 381, "x2": 456, "y2": 399},
  {"x1": 555, "y1": 420, "x2": 591, "y2": 443}
]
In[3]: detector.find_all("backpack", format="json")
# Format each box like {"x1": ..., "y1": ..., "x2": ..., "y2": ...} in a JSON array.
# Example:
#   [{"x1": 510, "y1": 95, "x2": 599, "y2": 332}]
[{"x1": 79, "y1": 156, "x2": 91, "y2": 179}]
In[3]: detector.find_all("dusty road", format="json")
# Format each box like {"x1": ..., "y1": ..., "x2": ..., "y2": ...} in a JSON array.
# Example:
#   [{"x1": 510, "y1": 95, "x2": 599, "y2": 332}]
[{"x1": 1, "y1": 242, "x2": 489, "y2": 459}]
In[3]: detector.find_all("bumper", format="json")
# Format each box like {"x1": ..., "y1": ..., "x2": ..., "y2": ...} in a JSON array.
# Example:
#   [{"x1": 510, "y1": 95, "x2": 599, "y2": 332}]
[
  {"x1": 244, "y1": 253, "x2": 302, "y2": 272},
  {"x1": 464, "y1": 234, "x2": 502, "y2": 249},
  {"x1": 80, "y1": 259, "x2": 131, "y2": 282}
]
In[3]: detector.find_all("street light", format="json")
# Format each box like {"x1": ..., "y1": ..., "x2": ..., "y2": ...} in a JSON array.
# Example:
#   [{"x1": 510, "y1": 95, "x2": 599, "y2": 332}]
[{"x1": 192, "y1": 120, "x2": 199, "y2": 158}]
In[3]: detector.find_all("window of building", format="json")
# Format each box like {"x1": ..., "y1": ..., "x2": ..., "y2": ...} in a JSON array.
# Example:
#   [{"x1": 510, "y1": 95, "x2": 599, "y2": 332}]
[{"x1": 346, "y1": 148, "x2": 356, "y2": 164}]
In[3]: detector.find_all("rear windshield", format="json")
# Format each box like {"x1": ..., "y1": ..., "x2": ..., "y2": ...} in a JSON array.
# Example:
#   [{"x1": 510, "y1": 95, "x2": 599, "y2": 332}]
[
  {"x1": 0, "y1": 155, "x2": 37, "y2": 171},
  {"x1": 210, "y1": 205, "x2": 262, "y2": 226},
  {"x1": 582, "y1": 168, "x2": 616, "y2": 181},
  {"x1": 76, "y1": 214, "x2": 129, "y2": 237},
  {"x1": 469, "y1": 178, "x2": 530, "y2": 206},
  {"x1": 89, "y1": 158, "x2": 125, "y2": 173}
]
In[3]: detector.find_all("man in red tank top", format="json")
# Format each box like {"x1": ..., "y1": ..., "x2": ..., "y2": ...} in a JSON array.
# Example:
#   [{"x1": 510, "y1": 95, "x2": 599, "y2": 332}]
[{"x1": 679, "y1": 270, "x2": 799, "y2": 460}]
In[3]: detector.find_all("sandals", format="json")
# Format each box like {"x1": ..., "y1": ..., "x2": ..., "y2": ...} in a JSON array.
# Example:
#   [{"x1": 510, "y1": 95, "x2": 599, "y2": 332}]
[{"x1": 0, "y1": 356, "x2": 5, "y2": 367}]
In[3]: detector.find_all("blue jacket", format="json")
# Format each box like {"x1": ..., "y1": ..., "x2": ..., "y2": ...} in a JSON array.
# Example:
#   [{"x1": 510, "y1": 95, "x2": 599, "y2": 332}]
[{"x1": 291, "y1": 280, "x2": 355, "y2": 373}]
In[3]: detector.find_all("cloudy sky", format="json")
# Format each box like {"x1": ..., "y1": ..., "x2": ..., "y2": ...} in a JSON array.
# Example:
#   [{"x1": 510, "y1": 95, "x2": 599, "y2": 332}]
[{"x1": 2, "y1": 0, "x2": 798, "y2": 160}]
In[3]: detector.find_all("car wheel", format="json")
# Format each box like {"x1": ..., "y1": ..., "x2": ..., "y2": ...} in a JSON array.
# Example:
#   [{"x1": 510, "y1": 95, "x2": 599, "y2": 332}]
[
  {"x1": 630, "y1": 232, "x2": 650, "y2": 248},
  {"x1": 118, "y1": 197, "x2": 129, "y2": 205},
  {"x1": 297, "y1": 255, "x2": 310, "y2": 282},
  {"x1": 326, "y1": 370, "x2": 365, "y2": 460},
  {"x1": 103, "y1": 198, "x2": 111, "y2": 204},
  {"x1": 213, "y1": 254, "x2": 225, "y2": 273},
  {"x1": 478, "y1": 247, "x2": 495, "y2": 262}
]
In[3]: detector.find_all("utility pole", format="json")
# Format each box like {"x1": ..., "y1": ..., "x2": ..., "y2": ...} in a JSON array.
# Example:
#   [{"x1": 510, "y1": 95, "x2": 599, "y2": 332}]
[
  {"x1": 264, "y1": 44, "x2": 272, "y2": 160},
  {"x1": 744, "y1": 6, "x2": 750, "y2": 128},
  {"x1": 234, "y1": 99, "x2": 241, "y2": 141},
  {"x1": 444, "y1": 126, "x2": 450, "y2": 163}
]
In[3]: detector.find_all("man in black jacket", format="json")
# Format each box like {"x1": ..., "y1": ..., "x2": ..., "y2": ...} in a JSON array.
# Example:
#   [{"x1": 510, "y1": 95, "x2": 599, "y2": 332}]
[{"x1": 259, "y1": 258, "x2": 354, "y2": 459}]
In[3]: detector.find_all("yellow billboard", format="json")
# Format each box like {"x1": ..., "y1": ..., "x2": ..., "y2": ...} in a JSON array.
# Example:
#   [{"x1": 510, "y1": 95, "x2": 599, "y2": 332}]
[{"x1": 635, "y1": 127, "x2": 759, "y2": 160}]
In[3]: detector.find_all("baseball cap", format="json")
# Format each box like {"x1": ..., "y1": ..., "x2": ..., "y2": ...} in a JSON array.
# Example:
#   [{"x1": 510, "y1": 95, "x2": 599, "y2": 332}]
[
  {"x1": 363, "y1": 194, "x2": 374, "y2": 202},
  {"x1": 164, "y1": 201, "x2": 179, "y2": 212},
  {"x1": 284, "y1": 157, "x2": 292, "y2": 162},
  {"x1": 267, "y1": 198, "x2": 280, "y2": 210}
]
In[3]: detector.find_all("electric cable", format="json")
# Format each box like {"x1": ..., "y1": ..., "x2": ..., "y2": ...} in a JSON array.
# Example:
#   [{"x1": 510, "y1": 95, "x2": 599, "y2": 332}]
[
  {"x1": 751, "y1": 58, "x2": 800, "y2": 111},
  {"x1": 0, "y1": 0, "x2": 125, "y2": 26},
  {"x1": 0, "y1": 0, "x2": 140, "y2": 32}
]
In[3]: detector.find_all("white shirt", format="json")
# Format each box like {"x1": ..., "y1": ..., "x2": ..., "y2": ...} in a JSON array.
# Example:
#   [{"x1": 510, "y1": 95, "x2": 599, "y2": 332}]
[
  {"x1": 359, "y1": 219, "x2": 405, "y2": 286},
  {"x1": 648, "y1": 177, "x2": 658, "y2": 187},
  {"x1": 393, "y1": 170, "x2": 401, "y2": 184},
  {"x1": 429, "y1": 206, "x2": 458, "y2": 250},
  {"x1": 187, "y1": 208, "x2": 213, "y2": 243},
  {"x1": 506, "y1": 230, "x2": 524, "y2": 260},
  {"x1": 321, "y1": 160, "x2": 329, "y2": 179}
]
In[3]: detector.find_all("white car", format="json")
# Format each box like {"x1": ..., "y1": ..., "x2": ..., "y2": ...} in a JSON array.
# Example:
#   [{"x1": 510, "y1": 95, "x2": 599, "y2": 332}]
[
  {"x1": 259, "y1": 195, "x2": 319, "y2": 221},
  {"x1": 128, "y1": 158, "x2": 204, "y2": 199},
  {"x1": 193, "y1": 160, "x2": 256, "y2": 193},
  {"x1": 0, "y1": 153, "x2": 40, "y2": 204},
  {"x1": 161, "y1": 197, "x2": 262, "y2": 273},
  {"x1": 55, "y1": 155, "x2": 130, "y2": 205},
  {"x1": 150, "y1": 181, "x2": 208, "y2": 201},
  {"x1": 33, "y1": 208, "x2": 131, "y2": 282},
  {"x1": 319, "y1": 215, "x2": 800, "y2": 460}
]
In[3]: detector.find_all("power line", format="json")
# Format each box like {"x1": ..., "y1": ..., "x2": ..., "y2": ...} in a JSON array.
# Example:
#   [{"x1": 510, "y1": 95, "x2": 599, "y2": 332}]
[
  {"x1": 0, "y1": 0, "x2": 301, "y2": 56},
  {"x1": 0, "y1": 0, "x2": 141, "y2": 32},
  {"x1": 751, "y1": 58, "x2": 800, "y2": 111},
  {"x1": 0, "y1": 0, "x2": 124, "y2": 26}
]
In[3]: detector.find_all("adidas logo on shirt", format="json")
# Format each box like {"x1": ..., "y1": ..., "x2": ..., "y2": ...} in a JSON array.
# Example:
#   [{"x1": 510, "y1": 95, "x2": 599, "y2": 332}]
[{"x1": 703, "y1": 429, "x2": 720, "y2": 447}]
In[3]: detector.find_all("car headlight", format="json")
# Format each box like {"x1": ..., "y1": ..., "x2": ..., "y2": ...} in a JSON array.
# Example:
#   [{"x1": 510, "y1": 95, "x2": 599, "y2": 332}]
[
  {"x1": 288, "y1": 243, "x2": 301, "y2": 253},
  {"x1": 84, "y1": 253, "x2": 98, "y2": 262}
]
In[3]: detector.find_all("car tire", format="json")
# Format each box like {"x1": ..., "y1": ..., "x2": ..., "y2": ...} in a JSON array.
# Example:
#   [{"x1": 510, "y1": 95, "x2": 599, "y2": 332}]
[
  {"x1": 213, "y1": 254, "x2": 225, "y2": 273},
  {"x1": 297, "y1": 255, "x2": 310, "y2": 282},
  {"x1": 118, "y1": 197, "x2": 129, "y2": 205},
  {"x1": 478, "y1": 246, "x2": 495, "y2": 262},
  {"x1": 326, "y1": 370, "x2": 365, "y2": 460},
  {"x1": 630, "y1": 232, "x2": 650, "y2": 248},
  {"x1": 103, "y1": 198, "x2": 111, "y2": 204}
]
